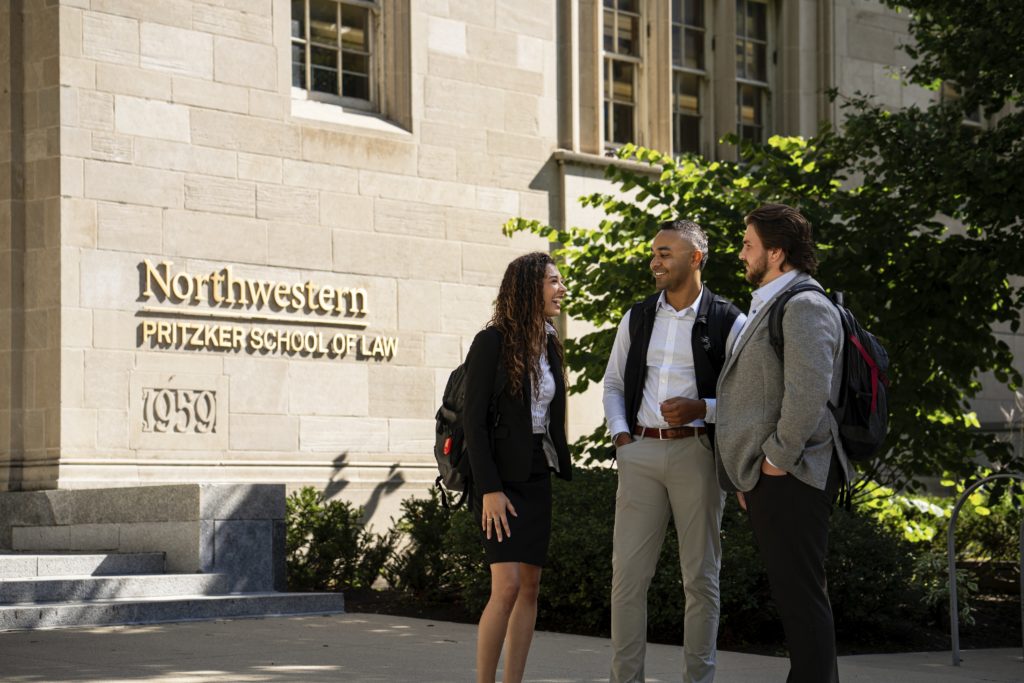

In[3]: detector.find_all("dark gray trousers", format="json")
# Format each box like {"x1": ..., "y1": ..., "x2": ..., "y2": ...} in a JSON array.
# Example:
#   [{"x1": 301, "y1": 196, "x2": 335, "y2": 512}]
[{"x1": 746, "y1": 457, "x2": 841, "y2": 683}]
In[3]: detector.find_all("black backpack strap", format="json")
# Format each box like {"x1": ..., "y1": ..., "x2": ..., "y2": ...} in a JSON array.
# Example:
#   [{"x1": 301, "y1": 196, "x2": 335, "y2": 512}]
[
  {"x1": 700, "y1": 293, "x2": 740, "y2": 375},
  {"x1": 767, "y1": 283, "x2": 829, "y2": 362},
  {"x1": 627, "y1": 294, "x2": 659, "y2": 345}
]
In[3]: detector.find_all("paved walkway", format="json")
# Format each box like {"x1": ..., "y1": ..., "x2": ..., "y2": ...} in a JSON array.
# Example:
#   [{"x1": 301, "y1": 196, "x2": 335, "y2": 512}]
[{"x1": 0, "y1": 613, "x2": 1020, "y2": 682}]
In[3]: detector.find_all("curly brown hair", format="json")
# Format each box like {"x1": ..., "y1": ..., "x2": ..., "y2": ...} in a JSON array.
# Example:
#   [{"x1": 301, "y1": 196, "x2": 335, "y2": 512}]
[{"x1": 489, "y1": 251, "x2": 564, "y2": 398}]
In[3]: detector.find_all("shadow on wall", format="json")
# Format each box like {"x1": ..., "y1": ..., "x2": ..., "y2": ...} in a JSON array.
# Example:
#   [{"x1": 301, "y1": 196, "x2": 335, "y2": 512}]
[{"x1": 322, "y1": 452, "x2": 406, "y2": 524}]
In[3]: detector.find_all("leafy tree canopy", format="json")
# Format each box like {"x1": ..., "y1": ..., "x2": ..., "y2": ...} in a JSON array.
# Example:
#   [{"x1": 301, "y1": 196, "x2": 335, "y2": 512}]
[{"x1": 507, "y1": 0, "x2": 1024, "y2": 491}]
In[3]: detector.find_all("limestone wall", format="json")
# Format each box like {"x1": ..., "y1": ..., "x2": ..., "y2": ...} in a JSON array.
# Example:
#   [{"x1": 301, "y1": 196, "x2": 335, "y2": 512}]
[
  {"x1": 48, "y1": 0, "x2": 557, "y2": 525},
  {"x1": 1, "y1": 0, "x2": 64, "y2": 491}
]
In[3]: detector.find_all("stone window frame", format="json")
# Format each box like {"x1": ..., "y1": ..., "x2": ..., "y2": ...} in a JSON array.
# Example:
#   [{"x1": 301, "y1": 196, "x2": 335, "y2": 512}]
[
  {"x1": 291, "y1": 0, "x2": 379, "y2": 111},
  {"x1": 288, "y1": 0, "x2": 412, "y2": 133},
  {"x1": 671, "y1": 0, "x2": 713, "y2": 156},
  {"x1": 602, "y1": 0, "x2": 646, "y2": 150},
  {"x1": 735, "y1": 0, "x2": 773, "y2": 143},
  {"x1": 577, "y1": 0, "x2": 788, "y2": 159}
]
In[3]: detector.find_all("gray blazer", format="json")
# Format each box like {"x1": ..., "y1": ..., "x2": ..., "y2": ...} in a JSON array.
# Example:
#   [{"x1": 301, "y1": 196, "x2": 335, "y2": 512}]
[{"x1": 715, "y1": 273, "x2": 850, "y2": 492}]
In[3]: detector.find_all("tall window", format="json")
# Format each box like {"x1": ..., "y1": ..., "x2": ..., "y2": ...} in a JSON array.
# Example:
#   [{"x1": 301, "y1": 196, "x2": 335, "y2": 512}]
[
  {"x1": 736, "y1": 0, "x2": 769, "y2": 141},
  {"x1": 291, "y1": 0, "x2": 375, "y2": 108},
  {"x1": 940, "y1": 81, "x2": 983, "y2": 129},
  {"x1": 603, "y1": 0, "x2": 642, "y2": 149},
  {"x1": 671, "y1": 0, "x2": 707, "y2": 156}
]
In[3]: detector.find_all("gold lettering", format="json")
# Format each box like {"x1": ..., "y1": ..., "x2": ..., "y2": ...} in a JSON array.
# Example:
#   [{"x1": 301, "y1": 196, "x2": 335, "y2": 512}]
[
  {"x1": 336, "y1": 288, "x2": 369, "y2": 316},
  {"x1": 210, "y1": 270, "x2": 226, "y2": 303},
  {"x1": 247, "y1": 279, "x2": 274, "y2": 308},
  {"x1": 331, "y1": 333, "x2": 345, "y2": 355},
  {"x1": 318, "y1": 286, "x2": 336, "y2": 311},
  {"x1": 194, "y1": 274, "x2": 210, "y2": 304},
  {"x1": 232, "y1": 326, "x2": 244, "y2": 350},
  {"x1": 275, "y1": 329, "x2": 289, "y2": 352},
  {"x1": 139, "y1": 260, "x2": 375, "y2": 319},
  {"x1": 171, "y1": 273, "x2": 195, "y2": 302},
  {"x1": 250, "y1": 327, "x2": 264, "y2": 351},
  {"x1": 273, "y1": 283, "x2": 291, "y2": 309},
  {"x1": 142, "y1": 260, "x2": 173, "y2": 299},
  {"x1": 381, "y1": 336, "x2": 398, "y2": 358},
  {"x1": 141, "y1": 320, "x2": 156, "y2": 344},
  {"x1": 225, "y1": 267, "x2": 249, "y2": 305},
  {"x1": 346, "y1": 334, "x2": 358, "y2": 355},
  {"x1": 350, "y1": 288, "x2": 368, "y2": 315},
  {"x1": 305, "y1": 281, "x2": 318, "y2": 311},
  {"x1": 157, "y1": 321, "x2": 172, "y2": 345},
  {"x1": 291, "y1": 283, "x2": 306, "y2": 311}
]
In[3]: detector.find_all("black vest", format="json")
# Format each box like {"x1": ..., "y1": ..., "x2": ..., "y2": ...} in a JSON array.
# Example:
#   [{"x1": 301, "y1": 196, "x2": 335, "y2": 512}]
[{"x1": 621, "y1": 286, "x2": 741, "y2": 445}]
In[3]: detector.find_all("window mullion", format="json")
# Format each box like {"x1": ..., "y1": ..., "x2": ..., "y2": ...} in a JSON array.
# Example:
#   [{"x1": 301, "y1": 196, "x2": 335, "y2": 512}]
[
  {"x1": 336, "y1": 1, "x2": 343, "y2": 97},
  {"x1": 305, "y1": 0, "x2": 312, "y2": 91}
]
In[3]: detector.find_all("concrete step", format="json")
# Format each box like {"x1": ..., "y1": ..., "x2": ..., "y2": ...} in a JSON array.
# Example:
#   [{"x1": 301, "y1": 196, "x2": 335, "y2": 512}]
[
  {"x1": 0, "y1": 573, "x2": 231, "y2": 604},
  {"x1": 0, "y1": 591, "x2": 345, "y2": 631},
  {"x1": 0, "y1": 552, "x2": 165, "y2": 578}
]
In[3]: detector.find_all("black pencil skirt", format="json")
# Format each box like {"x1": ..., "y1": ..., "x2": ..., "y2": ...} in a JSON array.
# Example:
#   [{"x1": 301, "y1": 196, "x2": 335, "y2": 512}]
[{"x1": 472, "y1": 434, "x2": 553, "y2": 567}]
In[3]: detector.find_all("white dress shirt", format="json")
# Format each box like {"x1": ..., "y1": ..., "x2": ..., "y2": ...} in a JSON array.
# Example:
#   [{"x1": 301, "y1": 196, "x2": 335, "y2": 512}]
[
  {"x1": 604, "y1": 288, "x2": 738, "y2": 437},
  {"x1": 531, "y1": 324, "x2": 558, "y2": 434},
  {"x1": 531, "y1": 345, "x2": 556, "y2": 434},
  {"x1": 731, "y1": 269, "x2": 801, "y2": 353}
]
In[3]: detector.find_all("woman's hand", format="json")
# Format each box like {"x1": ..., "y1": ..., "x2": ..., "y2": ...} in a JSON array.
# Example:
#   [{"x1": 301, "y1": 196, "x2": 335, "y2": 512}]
[{"x1": 481, "y1": 491, "x2": 517, "y2": 542}]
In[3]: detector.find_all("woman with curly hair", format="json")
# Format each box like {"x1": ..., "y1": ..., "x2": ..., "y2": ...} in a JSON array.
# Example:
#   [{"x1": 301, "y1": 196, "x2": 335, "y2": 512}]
[{"x1": 464, "y1": 251, "x2": 573, "y2": 683}]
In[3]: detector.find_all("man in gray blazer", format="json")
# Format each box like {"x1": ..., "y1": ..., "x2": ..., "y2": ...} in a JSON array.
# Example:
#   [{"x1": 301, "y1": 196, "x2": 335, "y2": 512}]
[{"x1": 715, "y1": 204, "x2": 850, "y2": 683}]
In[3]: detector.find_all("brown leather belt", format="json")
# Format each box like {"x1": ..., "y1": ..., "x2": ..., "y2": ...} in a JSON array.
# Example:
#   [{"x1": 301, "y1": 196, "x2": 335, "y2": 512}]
[{"x1": 633, "y1": 425, "x2": 707, "y2": 440}]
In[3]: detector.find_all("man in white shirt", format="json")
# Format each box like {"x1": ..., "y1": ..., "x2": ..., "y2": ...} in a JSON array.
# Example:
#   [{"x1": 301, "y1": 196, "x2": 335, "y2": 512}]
[
  {"x1": 603, "y1": 220, "x2": 744, "y2": 683},
  {"x1": 715, "y1": 204, "x2": 850, "y2": 683}
]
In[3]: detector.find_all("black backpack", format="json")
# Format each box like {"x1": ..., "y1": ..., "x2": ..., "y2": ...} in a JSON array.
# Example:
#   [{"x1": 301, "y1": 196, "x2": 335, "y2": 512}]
[
  {"x1": 767, "y1": 284, "x2": 890, "y2": 461},
  {"x1": 433, "y1": 363, "x2": 503, "y2": 509}
]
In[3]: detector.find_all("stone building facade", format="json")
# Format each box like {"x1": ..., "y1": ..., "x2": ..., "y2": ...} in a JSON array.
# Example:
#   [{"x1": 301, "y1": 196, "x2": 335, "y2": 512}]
[{"x1": 2, "y1": 0, "x2": 1020, "y2": 526}]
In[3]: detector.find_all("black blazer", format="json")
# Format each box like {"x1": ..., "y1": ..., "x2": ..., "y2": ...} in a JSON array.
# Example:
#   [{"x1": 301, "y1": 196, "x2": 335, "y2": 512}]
[{"x1": 463, "y1": 327, "x2": 573, "y2": 495}]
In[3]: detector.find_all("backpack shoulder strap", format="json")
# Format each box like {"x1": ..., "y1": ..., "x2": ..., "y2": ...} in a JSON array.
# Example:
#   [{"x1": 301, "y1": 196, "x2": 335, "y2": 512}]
[
  {"x1": 627, "y1": 293, "x2": 661, "y2": 344},
  {"x1": 699, "y1": 288, "x2": 741, "y2": 371},
  {"x1": 767, "y1": 283, "x2": 829, "y2": 362}
]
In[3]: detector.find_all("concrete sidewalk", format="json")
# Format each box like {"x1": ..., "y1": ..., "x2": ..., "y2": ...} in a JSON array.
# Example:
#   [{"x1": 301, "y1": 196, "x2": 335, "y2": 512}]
[{"x1": 0, "y1": 613, "x2": 1019, "y2": 682}]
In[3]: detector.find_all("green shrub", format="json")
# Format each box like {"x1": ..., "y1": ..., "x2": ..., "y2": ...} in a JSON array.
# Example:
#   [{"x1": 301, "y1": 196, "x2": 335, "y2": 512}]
[
  {"x1": 827, "y1": 506, "x2": 924, "y2": 642},
  {"x1": 943, "y1": 477, "x2": 1023, "y2": 564},
  {"x1": 717, "y1": 498, "x2": 776, "y2": 646},
  {"x1": 446, "y1": 507, "x2": 490, "y2": 612},
  {"x1": 387, "y1": 468, "x2": 931, "y2": 647},
  {"x1": 382, "y1": 488, "x2": 462, "y2": 601},
  {"x1": 285, "y1": 486, "x2": 397, "y2": 592},
  {"x1": 535, "y1": 468, "x2": 617, "y2": 635}
]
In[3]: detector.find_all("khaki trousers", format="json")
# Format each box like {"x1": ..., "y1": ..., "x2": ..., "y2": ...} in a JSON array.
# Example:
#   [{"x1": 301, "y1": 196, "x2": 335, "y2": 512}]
[{"x1": 609, "y1": 434, "x2": 725, "y2": 683}]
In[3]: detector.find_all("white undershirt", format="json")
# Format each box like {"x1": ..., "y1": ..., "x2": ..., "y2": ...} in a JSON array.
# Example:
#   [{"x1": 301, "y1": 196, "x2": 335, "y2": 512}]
[{"x1": 531, "y1": 325, "x2": 558, "y2": 434}]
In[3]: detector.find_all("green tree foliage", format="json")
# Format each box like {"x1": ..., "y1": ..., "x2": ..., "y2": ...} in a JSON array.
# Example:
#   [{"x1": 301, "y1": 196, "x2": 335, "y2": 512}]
[{"x1": 507, "y1": 0, "x2": 1024, "y2": 490}]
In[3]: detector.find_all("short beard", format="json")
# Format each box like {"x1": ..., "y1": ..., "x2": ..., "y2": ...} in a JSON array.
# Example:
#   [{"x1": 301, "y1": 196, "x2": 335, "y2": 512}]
[{"x1": 744, "y1": 260, "x2": 767, "y2": 286}]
